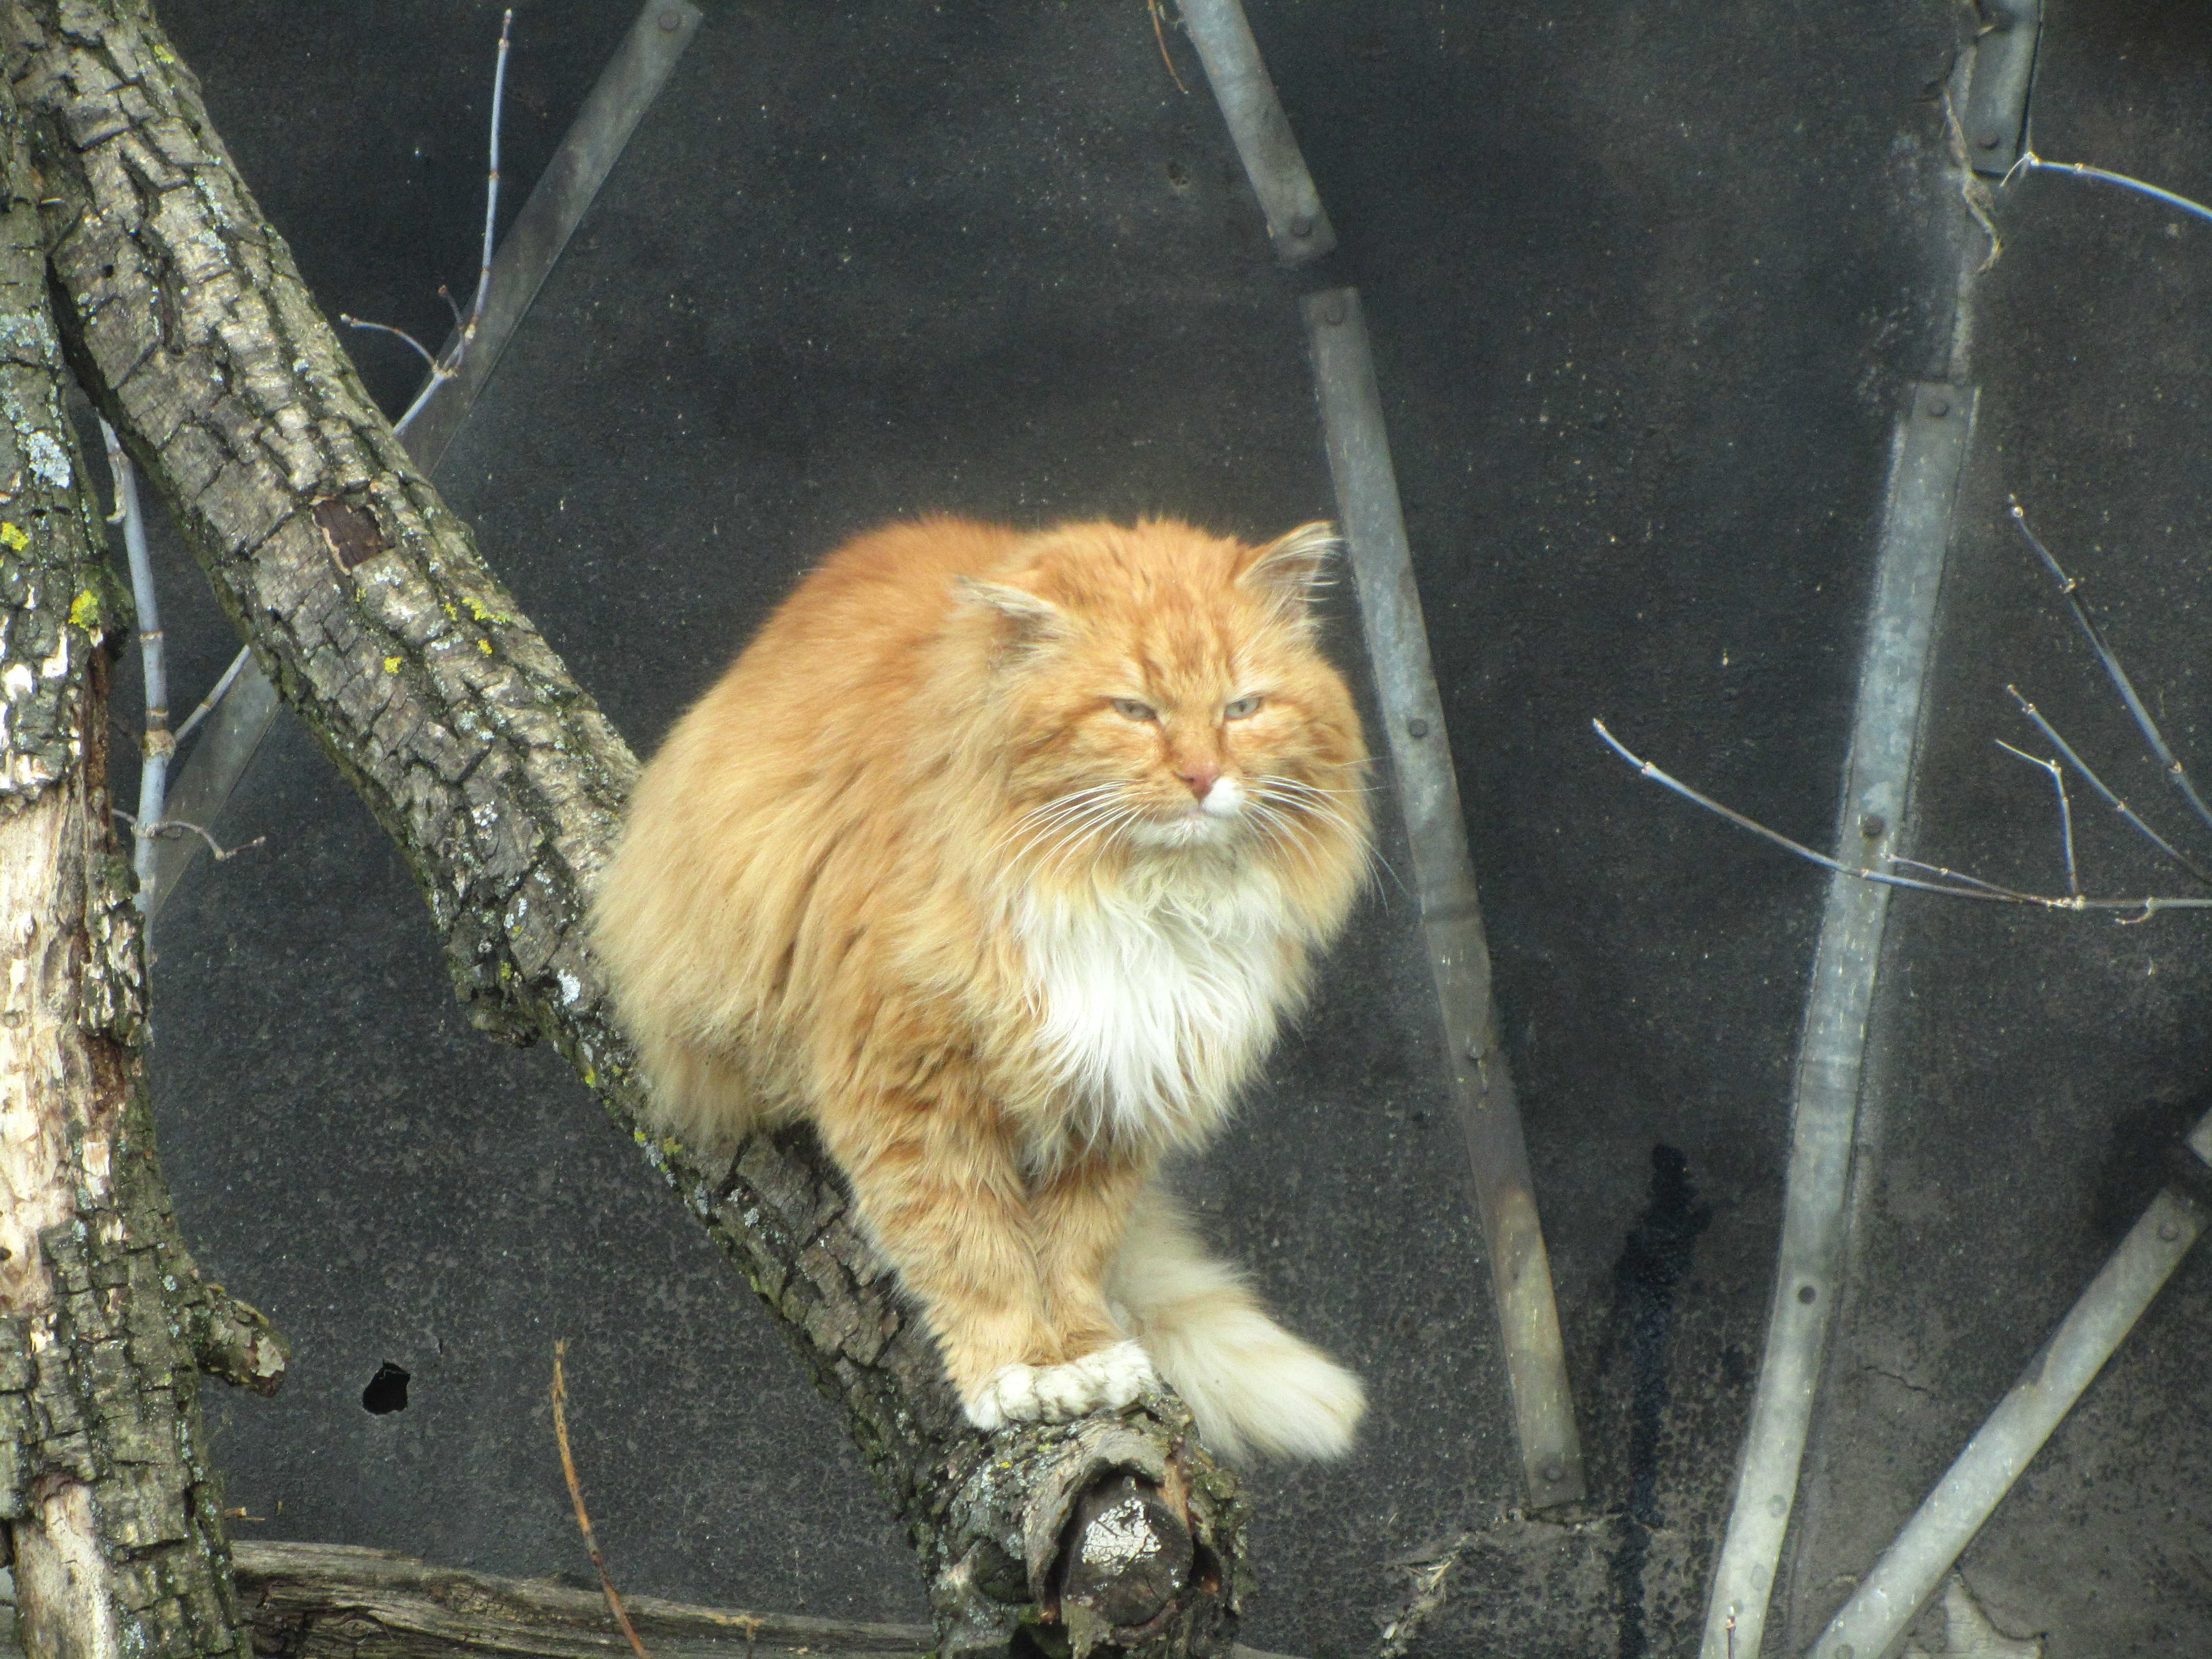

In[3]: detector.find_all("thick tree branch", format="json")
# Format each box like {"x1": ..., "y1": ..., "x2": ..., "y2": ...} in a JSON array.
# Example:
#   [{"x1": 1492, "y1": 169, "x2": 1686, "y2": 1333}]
[
  {"x1": 0, "y1": 54, "x2": 275, "y2": 1659},
  {"x1": 5, "y1": 3, "x2": 1248, "y2": 1652}
]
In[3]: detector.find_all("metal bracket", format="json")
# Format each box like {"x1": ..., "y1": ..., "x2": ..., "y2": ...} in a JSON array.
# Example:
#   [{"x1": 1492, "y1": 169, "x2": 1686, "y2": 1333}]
[{"x1": 1963, "y1": 0, "x2": 2040, "y2": 177}]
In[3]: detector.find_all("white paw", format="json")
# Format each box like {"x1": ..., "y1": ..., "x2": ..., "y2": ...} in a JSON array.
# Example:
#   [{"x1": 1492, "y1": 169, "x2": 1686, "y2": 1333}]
[{"x1": 965, "y1": 1340, "x2": 1157, "y2": 1431}]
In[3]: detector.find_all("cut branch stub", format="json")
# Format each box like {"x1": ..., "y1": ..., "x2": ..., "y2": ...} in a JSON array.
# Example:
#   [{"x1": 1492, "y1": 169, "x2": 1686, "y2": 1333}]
[{"x1": 6, "y1": 0, "x2": 1250, "y2": 1649}]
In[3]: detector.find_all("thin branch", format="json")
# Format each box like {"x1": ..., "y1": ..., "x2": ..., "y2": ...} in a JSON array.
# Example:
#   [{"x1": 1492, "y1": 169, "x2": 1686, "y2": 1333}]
[
  {"x1": 391, "y1": 12, "x2": 512, "y2": 438},
  {"x1": 1147, "y1": 0, "x2": 1190, "y2": 95},
  {"x1": 337, "y1": 314, "x2": 439, "y2": 372},
  {"x1": 472, "y1": 11, "x2": 513, "y2": 336},
  {"x1": 2009, "y1": 500, "x2": 2212, "y2": 838},
  {"x1": 101, "y1": 418, "x2": 167, "y2": 909},
  {"x1": 1592, "y1": 720, "x2": 2212, "y2": 916},
  {"x1": 2004, "y1": 686, "x2": 2212, "y2": 887},
  {"x1": 1591, "y1": 720, "x2": 2012, "y2": 901},
  {"x1": 550, "y1": 1342, "x2": 652, "y2": 1659},
  {"x1": 2008, "y1": 150, "x2": 2212, "y2": 228},
  {"x1": 172, "y1": 645, "x2": 252, "y2": 747},
  {"x1": 1995, "y1": 739, "x2": 2078, "y2": 897},
  {"x1": 112, "y1": 809, "x2": 265, "y2": 864}
]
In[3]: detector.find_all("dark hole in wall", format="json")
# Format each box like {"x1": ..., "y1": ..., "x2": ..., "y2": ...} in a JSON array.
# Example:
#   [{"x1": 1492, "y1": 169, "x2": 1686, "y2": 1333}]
[{"x1": 360, "y1": 1361, "x2": 411, "y2": 1414}]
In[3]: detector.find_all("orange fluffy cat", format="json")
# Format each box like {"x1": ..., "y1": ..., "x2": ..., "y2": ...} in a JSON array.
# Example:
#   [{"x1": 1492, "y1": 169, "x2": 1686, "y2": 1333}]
[{"x1": 592, "y1": 515, "x2": 1372, "y2": 1460}]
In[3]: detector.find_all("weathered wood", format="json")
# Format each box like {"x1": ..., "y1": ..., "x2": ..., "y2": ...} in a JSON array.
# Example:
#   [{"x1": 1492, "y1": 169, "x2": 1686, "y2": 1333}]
[
  {"x1": 0, "y1": 52, "x2": 283, "y2": 1659},
  {"x1": 4, "y1": 3, "x2": 1248, "y2": 1652},
  {"x1": 230, "y1": 1542, "x2": 931, "y2": 1659}
]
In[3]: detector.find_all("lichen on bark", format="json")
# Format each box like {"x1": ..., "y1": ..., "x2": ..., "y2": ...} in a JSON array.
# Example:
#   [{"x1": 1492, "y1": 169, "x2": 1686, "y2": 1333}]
[{"x1": 4, "y1": 1, "x2": 1249, "y2": 1652}]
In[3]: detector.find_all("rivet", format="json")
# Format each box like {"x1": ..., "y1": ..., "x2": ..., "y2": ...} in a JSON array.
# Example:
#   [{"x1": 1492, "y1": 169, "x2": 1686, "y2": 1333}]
[
  {"x1": 1768, "y1": 1495, "x2": 1787, "y2": 1517},
  {"x1": 1317, "y1": 294, "x2": 1347, "y2": 326},
  {"x1": 1797, "y1": 1283, "x2": 1817, "y2": 1305},
  {"x1": 1835, "y1": 1646, "x2": 1856, "y2": 1659},
  {"x1": 1289, "y1": 211, "x2": 1315, "y2": 238},
  {"x1": 1926, "y1": 394, "x2": 1950, "y2": 418},
  {"x1": 1407, "y1": 716, "x2": 1430, "y2": 738},
  {"x1": 660, "y1": 8, "x2": 683, "y2": 30},
  {"x1": 1859, "y1": 813, "x2": 1885, "y2": 839},
  {"x1": 2159, "y1": 1218, "x2": 2181, "y2": 1242},
  {"x1": 1542, "y1": 1462, "x2": 1564, "y2": 1483}
]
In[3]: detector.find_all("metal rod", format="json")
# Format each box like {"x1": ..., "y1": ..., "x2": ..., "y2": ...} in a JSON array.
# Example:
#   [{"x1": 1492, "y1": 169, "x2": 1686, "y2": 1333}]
[
  {"x1": 1177, "y1": 0, "x2": 1335, "y2": 265},
  {"x1": 1700, "y1": 385, "x2": 1974, "y2": 1657},
  {"x1": 1305, "y1": 285, "x2": 1586, "y2": 1509},
  {"x1": 1809, "y1": 1113, "x2": 2212, "y2": 1659}
]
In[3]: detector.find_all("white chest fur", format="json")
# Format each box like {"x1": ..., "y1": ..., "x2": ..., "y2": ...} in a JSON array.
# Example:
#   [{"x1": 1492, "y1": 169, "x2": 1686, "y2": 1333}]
[{"x1": 1015, "y1": 873, "x2": 1305, "y2": 1149}]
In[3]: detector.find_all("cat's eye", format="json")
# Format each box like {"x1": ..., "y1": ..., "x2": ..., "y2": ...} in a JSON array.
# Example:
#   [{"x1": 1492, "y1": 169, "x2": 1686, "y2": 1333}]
[
  {"x1": 1111, "y1": 698, "x2": 1158, "y2": 722},
  {"x1": 1223, "y1": 695, "x2": 1264, "y2": 720}
]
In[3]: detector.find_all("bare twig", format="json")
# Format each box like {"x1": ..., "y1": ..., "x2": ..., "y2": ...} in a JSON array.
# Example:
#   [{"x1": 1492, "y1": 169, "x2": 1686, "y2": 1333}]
[
  {"x1": 1147, "y1": 0, "x2": 1190, "y2": 95},
  {"x1": 1592, "y1": 720, "x2": 2212, "y2": 916},
  {"x1": 472, "y1": 10, "x2": 513, "y2": 336},
  {"x1": 2004, "y1": 686, "x2": 2212, "y2": 887},
  {"x1": 2009, "y1": 500, "x2": 2212, "y2": 838},
  {"x1": 1994, "y1": 739, "x2": 2078, "y2": 897},
  {"x1": 337, "y1": 315, "x2": 438, "y2": 372},
  {"x1": 112, "y1": 809, "x2": 265, "y2": 864},
  {"x1": 2005, "y1": 149, "x2": 2212, "y2": 228},
  {"x1": 172, "y1": 645, "x2": 252, "y2": 747},
  {"x1": 550, "y1": 1342, "x2": 652, "y2": 1659},
  {"x1": 385, "y1": 10, "x2": 514, "y2": 438}
]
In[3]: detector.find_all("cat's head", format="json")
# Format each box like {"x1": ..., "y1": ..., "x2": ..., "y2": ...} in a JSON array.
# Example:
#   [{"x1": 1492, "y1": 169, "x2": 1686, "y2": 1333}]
[{"x1": 955, "y1": 518, "x2": 1370, "y2": 888}]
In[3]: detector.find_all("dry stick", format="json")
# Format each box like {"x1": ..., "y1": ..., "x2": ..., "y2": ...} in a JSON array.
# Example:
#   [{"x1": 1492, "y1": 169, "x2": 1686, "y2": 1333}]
[
  {"x1": 2003, "y1": 686, "x2": 2212, "y2": 888},
  {"x1": 1995, "y1": 738, "x2": 2079, "y2": 897},
  {"x1": 549, "y1": 1342, "x2": 653, "y2": 1659},
  {"x1": 2008, "y1": 499, "x2": 2212, "y2": 838},
  {"x1": 112, "y1": 809, "x2": 265, "y2": 865},
  {"x1": 1591, "y1": 719, "x2": 2212, "y2": 917},
  {"x1": 1147, "y1": 0, "x2": 1190, "y2": 94}
]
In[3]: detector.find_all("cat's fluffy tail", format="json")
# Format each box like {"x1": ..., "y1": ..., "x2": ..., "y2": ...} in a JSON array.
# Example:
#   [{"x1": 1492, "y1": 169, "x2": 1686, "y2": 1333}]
[{"x1": 1108, "y1": 1186, "x2": 1365, "y2": 1462}]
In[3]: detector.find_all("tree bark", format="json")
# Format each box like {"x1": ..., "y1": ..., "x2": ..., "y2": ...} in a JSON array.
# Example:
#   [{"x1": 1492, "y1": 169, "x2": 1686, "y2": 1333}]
[
  {"x1": 3, "y1": 3, "x2": 1249, "y2": 1653},
  {"x1": 0, "y1": 55, "x2": 283, "y2": 1659}
]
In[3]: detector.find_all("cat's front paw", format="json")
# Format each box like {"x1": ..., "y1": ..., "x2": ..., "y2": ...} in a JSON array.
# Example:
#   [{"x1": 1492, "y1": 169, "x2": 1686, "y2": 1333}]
[{"x1": 965, "y1": 1339, "x2": 1157, "y2": 1431}]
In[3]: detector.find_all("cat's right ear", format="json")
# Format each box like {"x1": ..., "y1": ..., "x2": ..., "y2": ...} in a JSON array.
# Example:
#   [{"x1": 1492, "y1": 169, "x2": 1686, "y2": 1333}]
[{"x1": 955, "y1": 576, "x2": 1067, "y2": 659}]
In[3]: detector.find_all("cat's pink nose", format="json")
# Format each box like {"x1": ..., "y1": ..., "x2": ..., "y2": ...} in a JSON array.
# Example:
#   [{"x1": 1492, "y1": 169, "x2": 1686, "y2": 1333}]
[{"x1": 1179, "y1": 765, "x2": 1219, "y2": 800}]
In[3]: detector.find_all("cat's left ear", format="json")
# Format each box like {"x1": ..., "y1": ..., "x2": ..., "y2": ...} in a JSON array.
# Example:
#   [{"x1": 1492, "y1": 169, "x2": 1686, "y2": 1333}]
[
  {"x1": 955, "y1": 575, "x2": 1068, "y2": 658},
  {"x1": 1239, "y1": 521, "x2": 1341, "y2": 617}
]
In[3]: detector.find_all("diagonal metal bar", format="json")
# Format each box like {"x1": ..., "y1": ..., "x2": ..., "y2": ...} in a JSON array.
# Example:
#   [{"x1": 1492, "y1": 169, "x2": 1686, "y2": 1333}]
[
  {"x1": 1306, "y1": 285, "x2": 1586, "y2": 1511},
  {"x1": 1807, "y1": 1105, "x2": 2212, "y2": 1659},
  {"x1": 147, "y1": 0, "x2": 702, "y2": 923},
  {"x1": 1699, "y1": 384, "x2": 1975, "y2": 1658},
  {"x1": 1178, "y1": 0, "x2": 1335, "y2": 265}
]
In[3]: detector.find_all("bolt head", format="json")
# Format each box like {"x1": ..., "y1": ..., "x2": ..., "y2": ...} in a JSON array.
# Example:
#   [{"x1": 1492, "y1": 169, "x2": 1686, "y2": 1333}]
[{"x1": 1407, "y1": 716, "x2": 1430, "y2": 738}]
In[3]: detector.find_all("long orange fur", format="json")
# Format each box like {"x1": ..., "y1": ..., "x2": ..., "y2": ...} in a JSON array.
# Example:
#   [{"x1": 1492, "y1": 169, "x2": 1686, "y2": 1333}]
[{"x1": 592, "y1": 515, "x2": 1373, "y2": 1459}]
